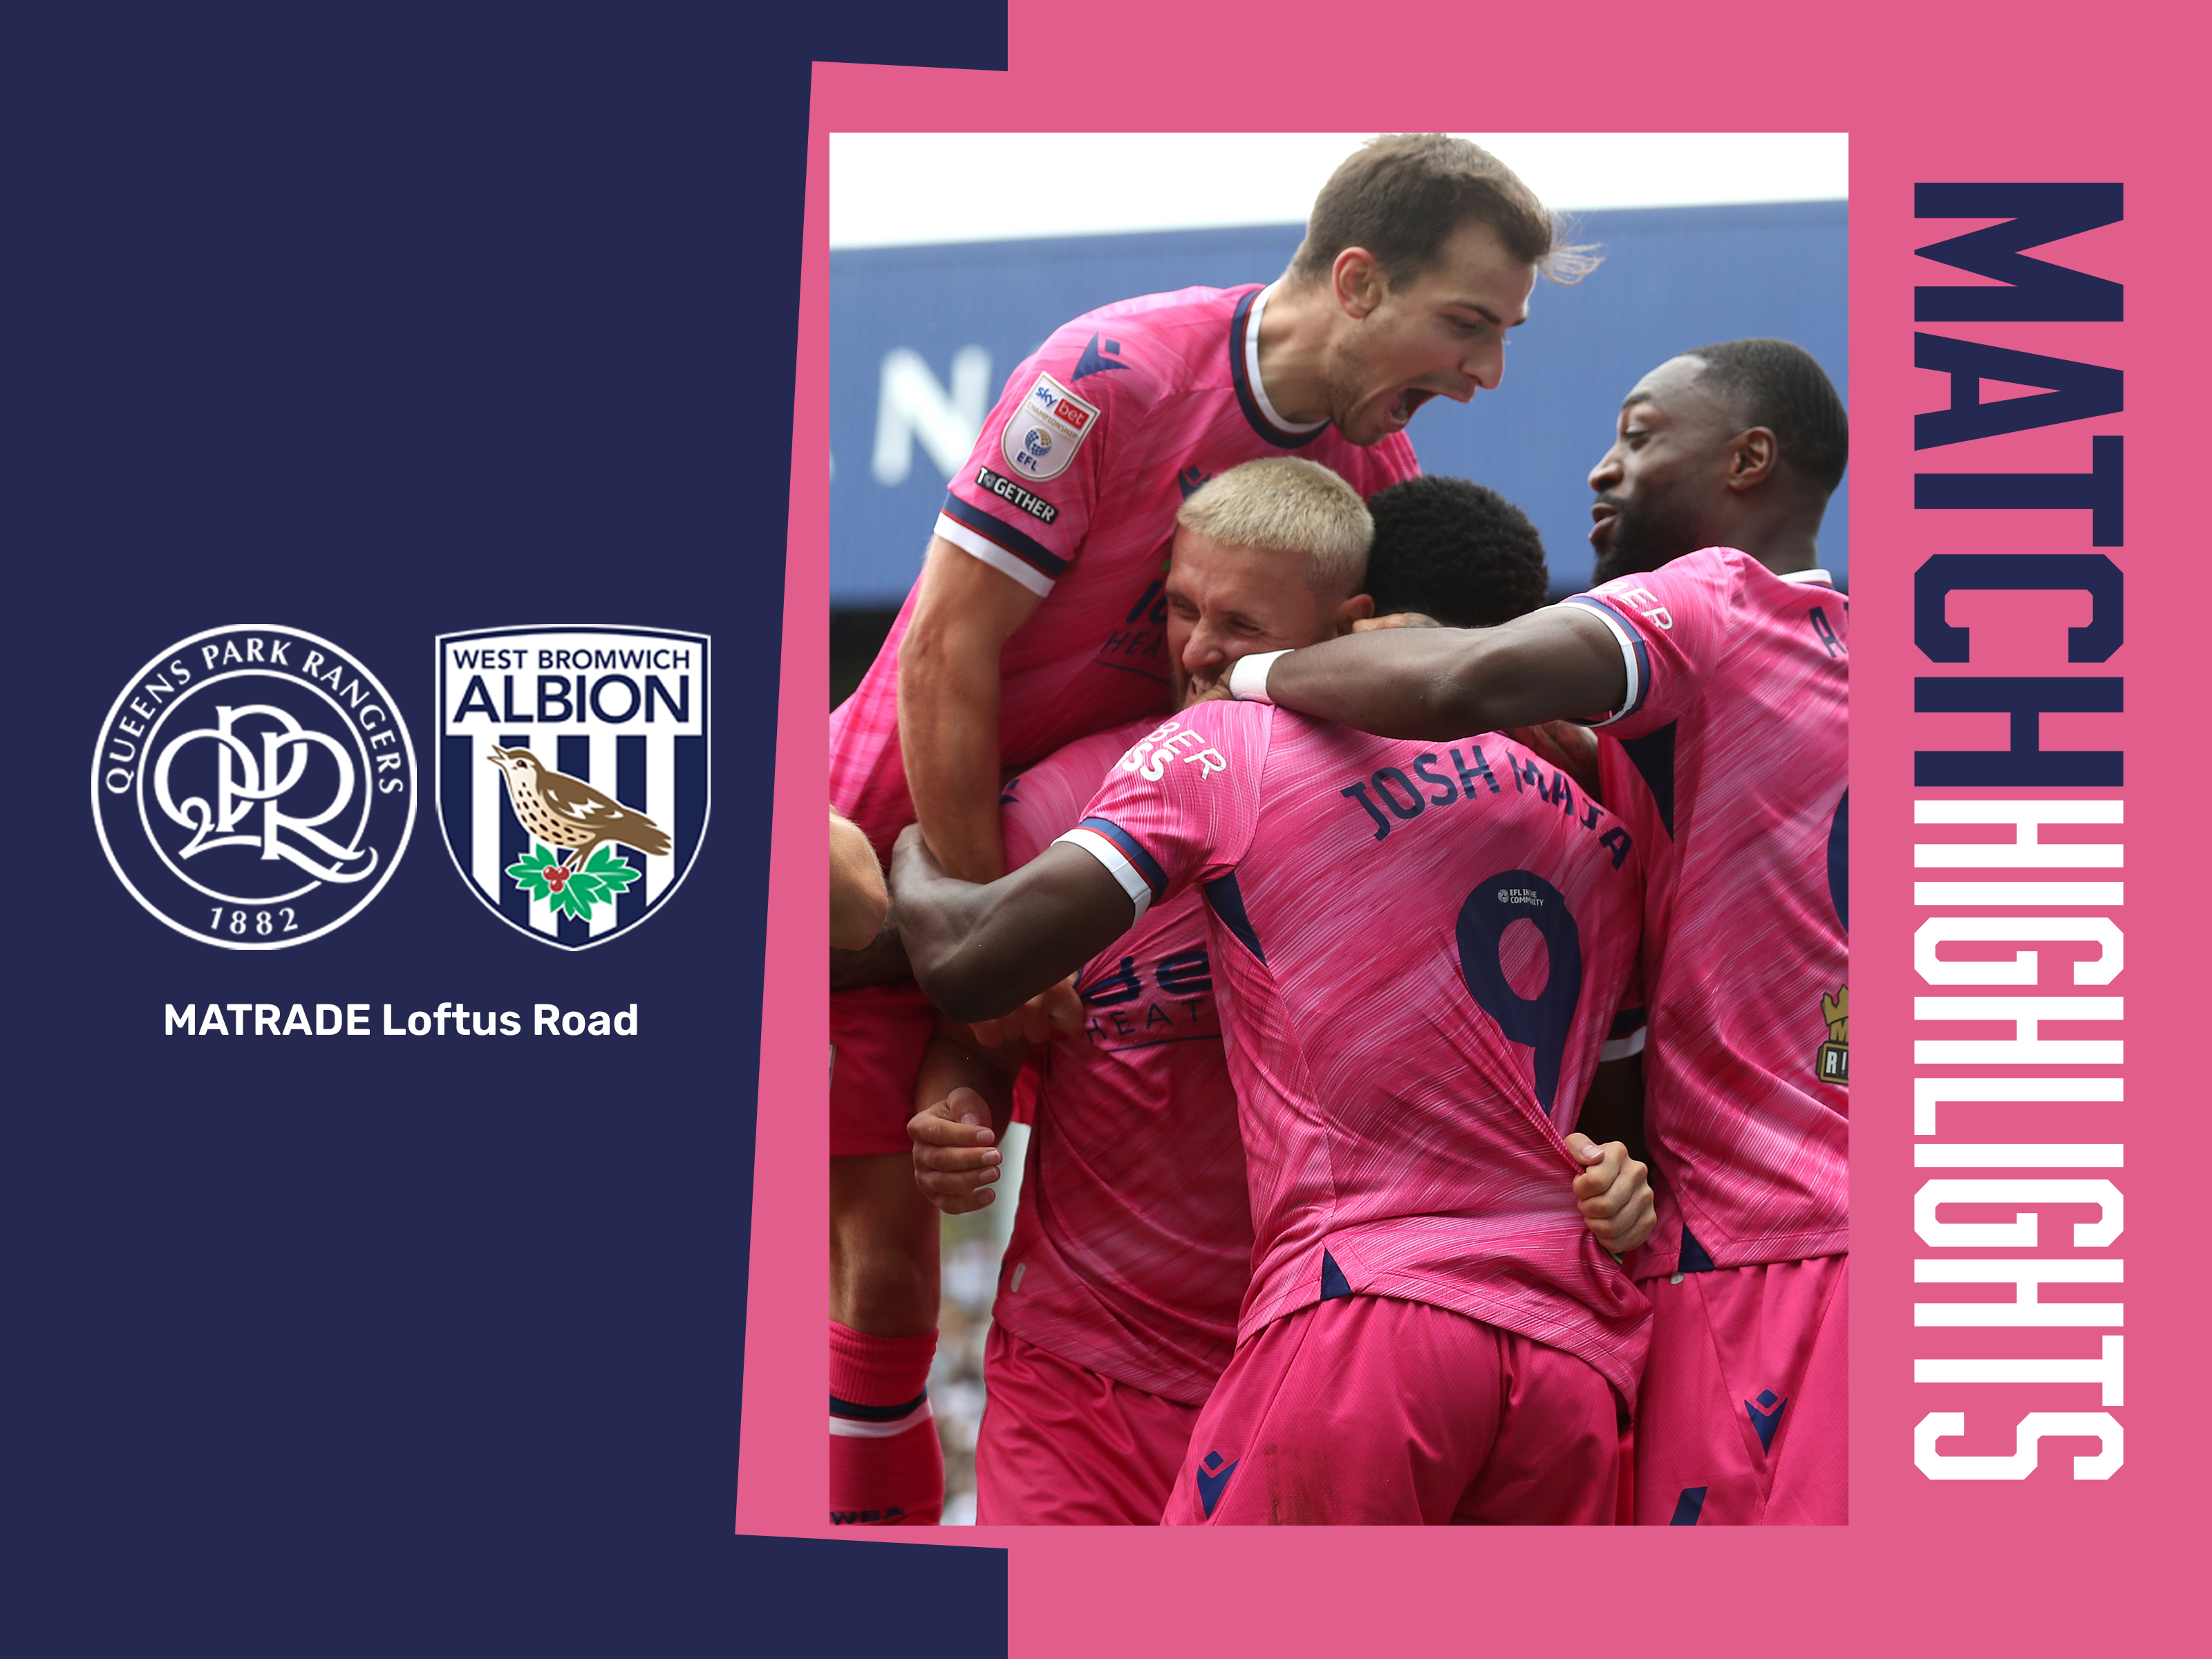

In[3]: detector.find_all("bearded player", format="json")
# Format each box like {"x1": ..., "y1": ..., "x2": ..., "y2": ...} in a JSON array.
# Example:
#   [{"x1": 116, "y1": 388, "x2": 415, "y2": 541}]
[
  {"x1": 826, "y1": 135, "x2": 1588, "y2": 1526},
  {"x1": 908, "y1": 465, "x2": 1651, "y2": 1524},
  {"x1": 1221, "y1": 339, "x2": 1849, "y2": 1526}
]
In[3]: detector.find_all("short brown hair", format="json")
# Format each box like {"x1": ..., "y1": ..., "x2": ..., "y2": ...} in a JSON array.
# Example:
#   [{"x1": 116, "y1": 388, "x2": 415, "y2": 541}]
[
  {"x1": 1174, "y1": 458, "x2": 1373, "y2": 597},
  {"x1": 1289, "y1": 133, "x2": 1598, "y2": 288}
]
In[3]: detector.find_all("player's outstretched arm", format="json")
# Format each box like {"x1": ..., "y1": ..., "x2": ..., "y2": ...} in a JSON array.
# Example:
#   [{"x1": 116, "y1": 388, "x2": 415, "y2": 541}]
[
  {"x1": 1250, "y1": 603, "x2": 1627, "y2": 740},
  {"x1": 897, "y1": 538, "x2": 1046, "y2": 884},
  {"x1": 891, "y1": 824, "x2": 1135, "y2": 1025}
]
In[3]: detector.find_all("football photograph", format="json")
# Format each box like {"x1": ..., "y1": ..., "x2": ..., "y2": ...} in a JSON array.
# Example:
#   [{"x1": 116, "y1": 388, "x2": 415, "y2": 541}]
[{"x1": 823, "y1": 132, "x2": 1849, "y2": 1527}]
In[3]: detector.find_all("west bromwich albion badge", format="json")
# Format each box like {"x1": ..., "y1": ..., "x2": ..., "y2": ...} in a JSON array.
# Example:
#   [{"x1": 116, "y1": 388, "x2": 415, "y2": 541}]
[{"x1": 436, "y1": 625, "x2": 709, "y2": 949}]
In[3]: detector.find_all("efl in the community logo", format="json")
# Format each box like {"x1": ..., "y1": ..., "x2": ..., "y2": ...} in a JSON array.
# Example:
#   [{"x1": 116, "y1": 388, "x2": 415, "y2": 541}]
[
  {"x1": 436, "y1": 626, "x2": 708, "y2": 949},
  {"x1": 91, "y1": 625, "x2": 417, "y2": 948}
]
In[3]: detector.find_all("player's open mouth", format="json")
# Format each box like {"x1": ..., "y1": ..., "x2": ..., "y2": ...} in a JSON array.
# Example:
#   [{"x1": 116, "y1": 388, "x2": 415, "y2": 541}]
[{"x1": 1385, "y1": 387, "x2": 1436, "y2": 429}]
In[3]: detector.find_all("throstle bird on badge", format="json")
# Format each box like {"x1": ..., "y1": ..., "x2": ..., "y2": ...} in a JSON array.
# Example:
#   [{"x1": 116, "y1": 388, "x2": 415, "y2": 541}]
[{"x1": 486, "y1": 746, "x2": 673, "y2": 866}]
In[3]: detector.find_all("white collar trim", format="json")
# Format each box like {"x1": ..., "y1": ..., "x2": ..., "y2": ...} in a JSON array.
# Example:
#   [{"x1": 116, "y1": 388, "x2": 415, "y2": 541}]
[{"x1": 1246, "y1": 283, "x2": 1327, "y2": 435}]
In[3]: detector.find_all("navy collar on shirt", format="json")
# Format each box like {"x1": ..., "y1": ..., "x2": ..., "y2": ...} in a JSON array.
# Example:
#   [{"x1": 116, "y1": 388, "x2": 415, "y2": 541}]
[{"x1": 1228, "y1": 287, "x2": 1329, "y2": 450}]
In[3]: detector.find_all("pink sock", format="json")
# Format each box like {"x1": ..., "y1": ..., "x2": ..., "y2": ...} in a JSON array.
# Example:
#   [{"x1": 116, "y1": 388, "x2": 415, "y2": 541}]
[{"x1": 828, "y1": 1321, "x2": 943, "y2": 1526}]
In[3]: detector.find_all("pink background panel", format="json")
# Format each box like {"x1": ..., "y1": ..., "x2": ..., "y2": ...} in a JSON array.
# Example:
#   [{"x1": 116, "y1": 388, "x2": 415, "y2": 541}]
[{"x1": 752, "y1": 9, "x2": 2206, "y2": 1653}]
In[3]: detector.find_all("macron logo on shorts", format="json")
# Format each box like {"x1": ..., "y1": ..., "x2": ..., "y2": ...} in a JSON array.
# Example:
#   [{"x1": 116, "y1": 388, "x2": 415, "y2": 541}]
[{"x1": 1196, "y1": 1451, "x2": 1239, "y2": 1518}]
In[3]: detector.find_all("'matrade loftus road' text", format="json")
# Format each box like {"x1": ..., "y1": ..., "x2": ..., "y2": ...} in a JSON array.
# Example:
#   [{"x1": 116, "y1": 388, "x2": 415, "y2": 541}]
[{"x1": 162, "y1": 1002, "x2": 640, "y2": 1036}]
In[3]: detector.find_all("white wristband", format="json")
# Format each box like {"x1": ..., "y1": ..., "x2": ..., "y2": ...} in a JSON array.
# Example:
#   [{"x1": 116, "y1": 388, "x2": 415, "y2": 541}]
[{"x1": 1228, "y1": 649, "x2": 1289, "y2": 704}]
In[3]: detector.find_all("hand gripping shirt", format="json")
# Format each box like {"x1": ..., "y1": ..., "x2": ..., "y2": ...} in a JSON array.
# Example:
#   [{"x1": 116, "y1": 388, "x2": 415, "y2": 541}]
[
  {"x1": 988, "y1": 721, "x2": 1252, "y2": 1408},
  {"x1": 1056, "y1": 701, "x2": 1653, "y2": 1405},
  {"x1": 1567, "y1": 549, "x2": 1849, "y2": 1279},
  {"x1": 830, "y1": 284, "x2": 1420, "y2": 851}
]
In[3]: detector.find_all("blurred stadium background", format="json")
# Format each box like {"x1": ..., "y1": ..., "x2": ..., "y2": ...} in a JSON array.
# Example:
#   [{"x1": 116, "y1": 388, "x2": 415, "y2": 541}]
[{"x1": 829, "y1": 134, "x2": 1846, "y2": 1522}]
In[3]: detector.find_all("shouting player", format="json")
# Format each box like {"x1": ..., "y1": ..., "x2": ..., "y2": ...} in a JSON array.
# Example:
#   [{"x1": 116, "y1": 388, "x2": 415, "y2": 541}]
[
  {"x1": 910, "y1": 465, "x2": 1647, "y2": 1523},
  {"x1": 1221, "y1": 339, "x2": 1849, "y2": 1525},
  {"x1": 827, "y1": 135, "x2": 1586, "y2": 1526},
  {"x1": 890, "y1": 485, "x2": 1656, "y2": 1525}
]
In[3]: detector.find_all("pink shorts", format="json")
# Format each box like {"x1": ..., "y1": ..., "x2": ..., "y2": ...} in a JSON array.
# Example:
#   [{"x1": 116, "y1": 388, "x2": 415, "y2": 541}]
[
  {"x1": 1161, "y1": 1295, "x2": 1620, "y2": 1526},
  {"x1": 975, "y1": 1324, "x2": 1200, "y2": 1525},
  {"x1": 829, "y1": 982, "x2": 939, "y2": 1156},
  {"x1": 1632, "y1": 1253, "x2": 1848, "y2": 1525}
]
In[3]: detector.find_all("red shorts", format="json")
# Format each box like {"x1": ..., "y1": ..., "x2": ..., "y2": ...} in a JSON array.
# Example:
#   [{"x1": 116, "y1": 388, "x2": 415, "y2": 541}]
[
  {"x1": 974, "y1": 1325, "x2": 1199, "y2": 1525},
  {"x1": 1161, "y1": 1295, "x2": 1620, "y2": 1526},
  {"x1": 1631, "y1": 1253, "x2": 1848, "y2": 1525},
  {"x1": 829, "y1": 982, "x2": 939, "y2": 1156}
]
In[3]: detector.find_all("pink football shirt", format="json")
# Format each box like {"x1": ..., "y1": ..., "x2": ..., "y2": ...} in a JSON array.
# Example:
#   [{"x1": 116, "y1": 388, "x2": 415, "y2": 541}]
[
  {"x1": 830, "y1": 284, "x2": 1420, "y2": 851},
  {"x1": 1568, "y1": 549, "x2": 1849, "y2": 1279},
  {"x1": 988, "y1": 720, "x2": 1250, "y2": 1408},
  {"x1": 1058, "y1": 701, "x2": 1653, "y2": 1403}
]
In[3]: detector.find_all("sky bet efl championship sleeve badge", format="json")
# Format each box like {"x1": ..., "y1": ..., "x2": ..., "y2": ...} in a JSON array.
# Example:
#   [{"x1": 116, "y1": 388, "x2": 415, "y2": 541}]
[
  {"x1": 435, "y1": 626, "x2": 709, "y2": 949},
  {"x1": 1000, "y1": 372, "x2": 1099, "y2": 483},
  {"x1": 90, "y1": 626, "x2": 417, "y2": 949}
]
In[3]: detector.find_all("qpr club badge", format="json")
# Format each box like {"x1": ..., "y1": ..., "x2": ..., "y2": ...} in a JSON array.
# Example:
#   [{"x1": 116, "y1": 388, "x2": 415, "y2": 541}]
[
  {"x1": 435, "y1": 626, "x2": 709, "y2": 949},
  {"x1": 91, "y1": 625, "x2": 418, "y2": 948}
]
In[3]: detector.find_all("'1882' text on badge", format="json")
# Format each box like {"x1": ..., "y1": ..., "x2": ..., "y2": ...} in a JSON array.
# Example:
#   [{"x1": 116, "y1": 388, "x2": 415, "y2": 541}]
[{"x1": 91, "y1": 625, "x2": 418, "y2": 948}]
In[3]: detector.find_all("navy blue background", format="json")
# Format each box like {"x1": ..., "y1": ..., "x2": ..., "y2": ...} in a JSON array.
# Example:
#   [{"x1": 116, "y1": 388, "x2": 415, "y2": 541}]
[
  {"x1": 15, "y1": 10, "x2": 1006, "y2": 1656},
  {"x1": 833, "y1": 202, "x2": 1848, "y2": 604}
]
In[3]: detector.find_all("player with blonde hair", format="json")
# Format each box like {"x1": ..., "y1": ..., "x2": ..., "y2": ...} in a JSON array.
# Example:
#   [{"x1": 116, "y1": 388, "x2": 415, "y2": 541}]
[{"x1": 903, "y1": 463, "x2": 1653, "y2": 1525}]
